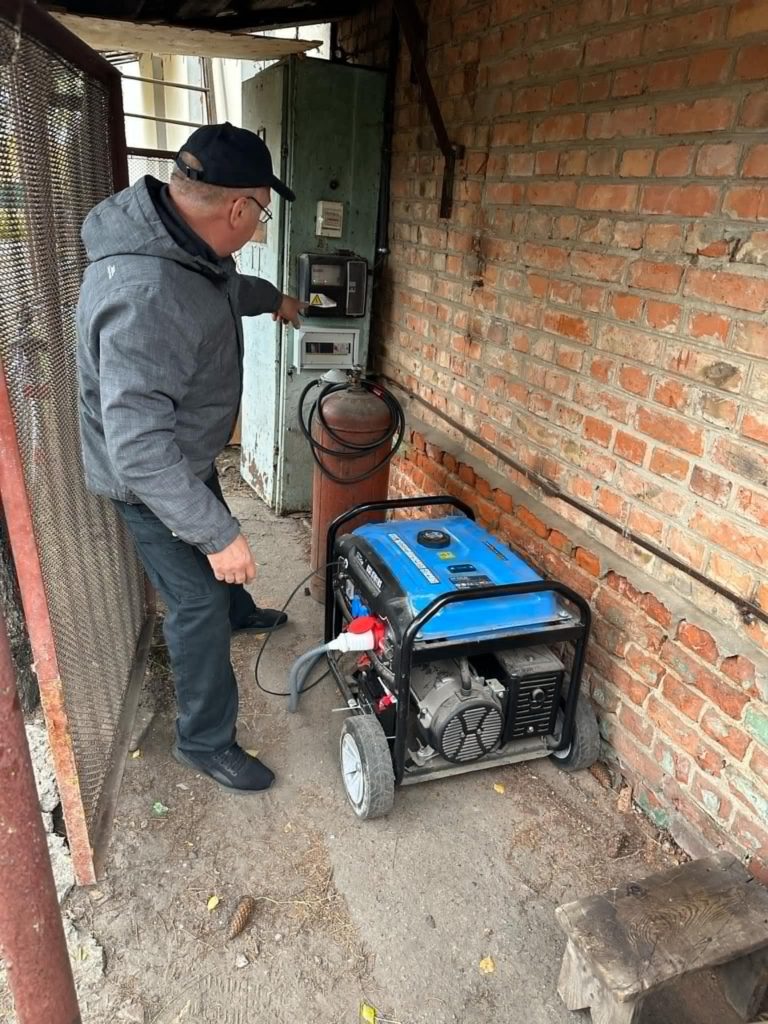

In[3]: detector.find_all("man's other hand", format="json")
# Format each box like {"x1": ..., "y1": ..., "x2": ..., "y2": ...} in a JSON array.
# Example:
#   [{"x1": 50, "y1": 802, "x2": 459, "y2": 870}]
[
  {"x1": 207, "y1": 534, "x2": 257, "y2": 585},
  {"x1": 272, "y1": 294, "x2": 307, "y2": 328}
]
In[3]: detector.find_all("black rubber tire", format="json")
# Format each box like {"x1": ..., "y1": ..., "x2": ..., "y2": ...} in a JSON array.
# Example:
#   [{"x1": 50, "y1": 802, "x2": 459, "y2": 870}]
[
  {"x1": 550, "y1": 698, "x2": 600, "y2": 772},
  {"x1": 339, "y1": 714, "x2": 395, "y2": 820}
]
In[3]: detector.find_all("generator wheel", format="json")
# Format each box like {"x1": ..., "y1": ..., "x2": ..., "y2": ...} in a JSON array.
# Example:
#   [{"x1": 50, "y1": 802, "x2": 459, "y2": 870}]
[
  {"x1": 550, "y1": 698, "x2": 600, "y2": 772},
  {"x1": 339, "y1": 714, "x2": 395, "y2": 820}
]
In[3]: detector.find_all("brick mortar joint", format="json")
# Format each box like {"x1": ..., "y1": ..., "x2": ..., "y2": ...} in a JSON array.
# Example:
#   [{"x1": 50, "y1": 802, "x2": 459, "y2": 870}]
[
  {"x1": 431, "y1": 3, "x2": 735, "y2": 36},
  {"x1": 593, "y1": 709, "x2": 764, "y2": 819},
  {"x1": 607, "y1": 682, "x2": 760, "y2": 785},
  {"x1": 428, "y1": 91, "x2": 757, "y2": 125},
  {"x1": 389, "y1": 242, "x2": 768, "y2": 295},
  {"x1": 386, "y1": 281, "x2": 756, "y2": 364},
  {"x1": 386, "y1": 350, "x2": 762, "y2": 539},
  {"x1": 565, "y1": 697, "x2": 762, "y2": 858},
  {"x1": 402, "y1": 406, "x2": 768, "y2": 676},
  {"x1": 381, "y1": 300, "x2": 766, "y2": 428}
]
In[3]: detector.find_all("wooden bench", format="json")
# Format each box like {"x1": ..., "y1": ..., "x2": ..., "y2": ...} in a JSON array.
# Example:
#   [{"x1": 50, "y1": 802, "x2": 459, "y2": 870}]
[{"x1": 555, "y1": 853, "x2": 768, "y2": 1024}]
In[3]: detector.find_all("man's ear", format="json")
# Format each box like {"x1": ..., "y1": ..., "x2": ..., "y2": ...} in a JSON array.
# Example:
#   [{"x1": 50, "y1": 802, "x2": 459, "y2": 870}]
[{"x1": 229, "y1": 196, "x2": 246, "y2": 228}]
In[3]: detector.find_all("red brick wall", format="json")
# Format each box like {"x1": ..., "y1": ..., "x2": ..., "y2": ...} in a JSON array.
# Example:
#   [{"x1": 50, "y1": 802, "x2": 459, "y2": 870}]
[{"x1": 337, "y1": 1, "x2": 768, "y2": 877}]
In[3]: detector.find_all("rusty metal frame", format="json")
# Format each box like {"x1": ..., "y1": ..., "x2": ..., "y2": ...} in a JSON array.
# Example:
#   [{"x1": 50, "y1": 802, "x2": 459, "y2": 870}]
[
  {"x1": 392, "y1": 0, "x2": 464, "y2": 218},
  {"x1": 0, "y1": 372, "x2": 97, "y2": 883},
  {"x1": 0, "y1": 605, "x2": 82, "y2": 1024},
  {"x1": 0, "y1": 0, "x2": 151, "y2": 883}
]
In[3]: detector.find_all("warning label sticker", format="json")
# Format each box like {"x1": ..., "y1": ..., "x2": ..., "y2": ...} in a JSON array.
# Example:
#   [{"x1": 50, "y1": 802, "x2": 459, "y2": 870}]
[{"x1": 309, "y1": 292, "x2": 337, "y2": 308}]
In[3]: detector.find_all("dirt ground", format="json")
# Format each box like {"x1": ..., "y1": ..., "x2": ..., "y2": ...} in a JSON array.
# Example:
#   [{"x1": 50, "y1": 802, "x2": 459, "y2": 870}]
[{"x1": 7, "y1": 458, "x2": 742, "y2": 1024}]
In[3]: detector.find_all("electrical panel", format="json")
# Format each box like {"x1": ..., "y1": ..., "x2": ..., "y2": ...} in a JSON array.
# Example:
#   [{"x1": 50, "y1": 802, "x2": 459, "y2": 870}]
[{"x1": 294, "y1": 326, "x2": 359, "y2": 370}]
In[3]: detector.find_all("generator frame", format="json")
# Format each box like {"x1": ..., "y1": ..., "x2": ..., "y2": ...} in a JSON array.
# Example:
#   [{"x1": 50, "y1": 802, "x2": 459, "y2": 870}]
[{"x1": 325, "y1": 495, "x2": 592, "y2": 787}]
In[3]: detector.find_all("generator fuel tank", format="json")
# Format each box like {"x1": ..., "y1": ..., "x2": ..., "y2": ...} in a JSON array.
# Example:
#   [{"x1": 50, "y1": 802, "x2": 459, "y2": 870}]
[{"x1": 336, "y1": 516, "x2": 567, "y2": 644}]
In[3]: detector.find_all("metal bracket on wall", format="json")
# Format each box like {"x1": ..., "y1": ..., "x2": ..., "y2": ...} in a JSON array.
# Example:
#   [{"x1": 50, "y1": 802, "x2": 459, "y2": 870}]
[{"x1": 392, "y1": 0, "x2": 465, "y2": 219}]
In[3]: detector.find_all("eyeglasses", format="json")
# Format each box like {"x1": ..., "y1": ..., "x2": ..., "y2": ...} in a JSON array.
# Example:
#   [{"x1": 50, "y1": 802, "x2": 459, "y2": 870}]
[{"x1": 245, "y1": 195, "x2": 272, "y2": 224}]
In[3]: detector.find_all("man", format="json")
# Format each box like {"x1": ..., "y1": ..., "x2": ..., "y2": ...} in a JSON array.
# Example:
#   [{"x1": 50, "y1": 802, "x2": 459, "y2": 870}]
[{"x1": 77, "y1": 123, "x2": 303, "y2": 793}]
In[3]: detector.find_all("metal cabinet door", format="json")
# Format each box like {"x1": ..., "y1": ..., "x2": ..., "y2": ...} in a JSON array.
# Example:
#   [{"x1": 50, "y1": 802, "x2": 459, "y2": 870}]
[
  {"x1": 275, "y1": 58, "x2": 386, "y2": 513},
  {"x1": 240, "y1": 63, "x2": 287, "y2": 505}
]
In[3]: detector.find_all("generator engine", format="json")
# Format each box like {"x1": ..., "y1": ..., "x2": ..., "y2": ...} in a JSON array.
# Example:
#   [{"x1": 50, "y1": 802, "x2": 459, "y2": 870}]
[
  {"x1": 406, "y1": 642, "x2": 568, "y2": 764},
  {"x1": 410, "y1": 658, "x2": 506, "y2": 764}
]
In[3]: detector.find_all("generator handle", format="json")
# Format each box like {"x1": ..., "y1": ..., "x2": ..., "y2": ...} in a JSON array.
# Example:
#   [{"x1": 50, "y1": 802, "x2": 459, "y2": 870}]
[
  {"x1": 392, "y1": 580, "x2": 591, "y2": 784},
  {"x1": 324, "y1": 495, "x2": 475, "y2": 641}
]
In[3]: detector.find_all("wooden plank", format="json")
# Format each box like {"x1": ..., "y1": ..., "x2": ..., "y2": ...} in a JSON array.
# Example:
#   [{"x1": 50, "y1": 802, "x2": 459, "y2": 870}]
[
  {"x1": 558, "y1": 941, "x2": 646, "y2": 1023},
  {"x1": 558, "y1": 940, "x2": 599, "y2": 1012},
  {"x1": 590, "y1": 987, "x2": 642, "y2": 1024},
  {"x1": 49, "y1": 13, "x2": 321, "y2": 60},
  {"x1": 555, "y1": 854, "x2": 768, "y2": 1002}
]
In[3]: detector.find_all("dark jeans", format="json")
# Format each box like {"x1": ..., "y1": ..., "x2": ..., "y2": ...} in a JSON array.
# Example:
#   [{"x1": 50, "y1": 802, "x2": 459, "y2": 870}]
[{"x1": 115, "y1": 473, "x2": 256, "y2": 756}]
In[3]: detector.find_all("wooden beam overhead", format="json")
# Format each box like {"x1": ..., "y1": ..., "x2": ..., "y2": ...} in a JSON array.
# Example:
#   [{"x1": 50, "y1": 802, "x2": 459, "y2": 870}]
[{"x1": 49, "y1": 13, "x2": 322, "y2": 60}]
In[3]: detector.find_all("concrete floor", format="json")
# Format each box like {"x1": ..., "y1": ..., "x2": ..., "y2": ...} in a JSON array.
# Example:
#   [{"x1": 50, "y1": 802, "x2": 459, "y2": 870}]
[{"x1": 6, "y1": 466, "x2": 686, "y2": 1024}]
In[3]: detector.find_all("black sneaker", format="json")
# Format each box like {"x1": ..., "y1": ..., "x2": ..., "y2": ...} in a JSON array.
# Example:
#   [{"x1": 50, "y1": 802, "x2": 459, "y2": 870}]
[
  {"x1": 173, "y1": 743, "x2": 275, "y2": 792},
  {"x1": 232, "y1": 607, "x2": 288, "y2": 635}
]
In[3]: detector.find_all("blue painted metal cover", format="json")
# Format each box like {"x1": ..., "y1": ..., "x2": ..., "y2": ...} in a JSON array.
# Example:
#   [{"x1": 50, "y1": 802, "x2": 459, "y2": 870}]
[{"x1": 351, "y1": 517, "x2": 560, "y2": 640}]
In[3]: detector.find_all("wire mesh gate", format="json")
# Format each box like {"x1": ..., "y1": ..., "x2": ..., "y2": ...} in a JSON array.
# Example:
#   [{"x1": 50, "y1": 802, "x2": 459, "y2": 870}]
[{"x1": 0, "y1": 1, "x2": 154, "y2": 883}]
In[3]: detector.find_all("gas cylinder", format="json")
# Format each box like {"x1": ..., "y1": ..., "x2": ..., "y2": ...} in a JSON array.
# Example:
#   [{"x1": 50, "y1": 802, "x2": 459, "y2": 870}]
[{"x1": 308, "y1": 377, "x2": 397, "y2": 602}]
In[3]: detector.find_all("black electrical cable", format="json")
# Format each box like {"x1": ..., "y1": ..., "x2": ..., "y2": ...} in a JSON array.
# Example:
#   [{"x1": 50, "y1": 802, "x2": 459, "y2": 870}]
[
  {"x1": 298, "y1": 376, "x2": 406, "y2": 485},
  {"x1": 253, "y1": 562, "x2": 338, "y2": 698}
]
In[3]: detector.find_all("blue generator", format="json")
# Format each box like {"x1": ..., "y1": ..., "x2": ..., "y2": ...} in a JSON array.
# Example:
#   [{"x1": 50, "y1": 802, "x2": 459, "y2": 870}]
[{"x1": 322, "y1": 496, "x2": 598, "y2": 819}]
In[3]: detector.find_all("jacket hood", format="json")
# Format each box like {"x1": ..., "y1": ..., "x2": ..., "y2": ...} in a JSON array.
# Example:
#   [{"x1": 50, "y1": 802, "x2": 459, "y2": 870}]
[{"x1": 80, "y1": 176, "x2": 221, "y2": 274}]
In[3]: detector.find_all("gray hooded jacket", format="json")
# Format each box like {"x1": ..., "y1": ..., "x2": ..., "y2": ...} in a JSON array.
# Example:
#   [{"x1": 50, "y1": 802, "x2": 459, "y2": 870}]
[{"x1": 76, "y1": 177, "x2": 281, "y2": 554}]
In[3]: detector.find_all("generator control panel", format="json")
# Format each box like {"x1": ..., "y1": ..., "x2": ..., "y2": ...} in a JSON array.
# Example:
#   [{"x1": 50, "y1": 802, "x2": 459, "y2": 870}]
[{"x1": 298, "y1": 253, "x2": 367, "y2": 318}]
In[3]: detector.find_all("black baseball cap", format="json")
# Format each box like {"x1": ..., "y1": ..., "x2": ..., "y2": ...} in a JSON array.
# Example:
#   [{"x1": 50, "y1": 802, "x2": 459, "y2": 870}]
[{"x1": 175, "y1": 122, "x2": 295, "y2": 201}]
